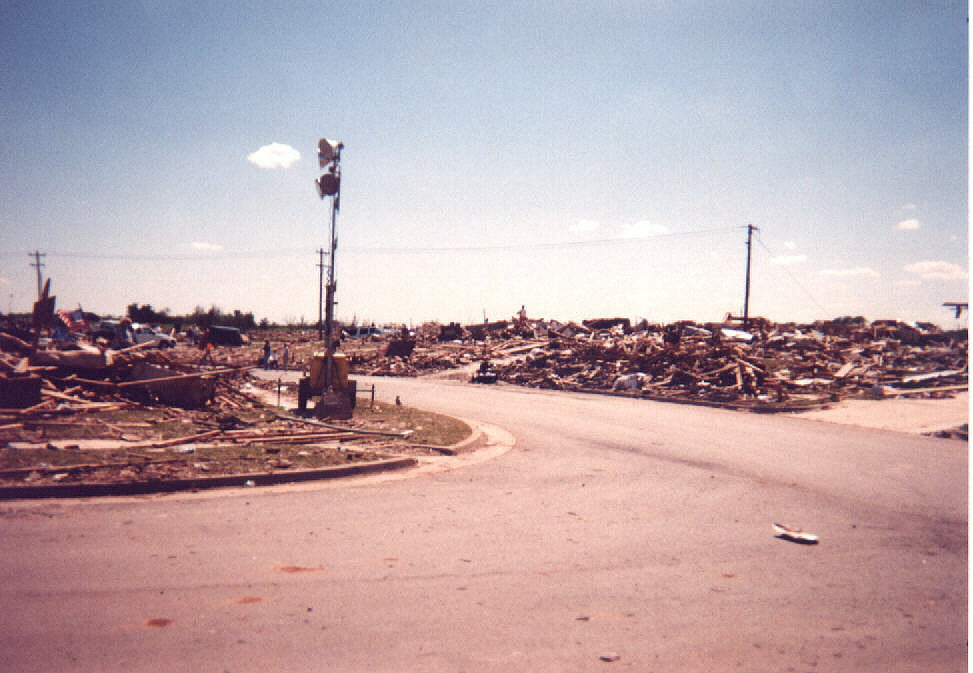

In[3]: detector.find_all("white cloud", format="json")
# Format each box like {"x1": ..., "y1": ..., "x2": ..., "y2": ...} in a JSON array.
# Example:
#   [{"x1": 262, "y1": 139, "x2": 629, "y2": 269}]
[
  {"x1": 570, "y1": 219, "x2": 600, "y2": 233},
  {"x1": 771, "y1": 254, "x2": 807, "y2": 265},
  {"x1": 783, "y1": 241, "x2": 798, "y2": 250},
  {"x1": 901, "y1": 203, "x2": 917, "y2": 211},
  {"x1": 904, "y1": 260, "x2": 968, "y2": 280},
  {"x1": 894, "y1": 280, "x2": 921, "y2": 287},
  {"x1": 896, "y1": 218, "x2": 920, "y2": 230},
  {"x1": 247, "y1": 142, "x2": 301, "y2": 169},
  {"x1": 0, "y1": 277, "x2": 8, "y2": 285},
  {"x1": 820, "y1": 267, "x2": 880, "y2": 278},
  {"x1": 620, "y1": 220, "x2": 669, "y2": 238},
  {"x1": 192, "y1": 241, "x2": 224, "y2": 252}
]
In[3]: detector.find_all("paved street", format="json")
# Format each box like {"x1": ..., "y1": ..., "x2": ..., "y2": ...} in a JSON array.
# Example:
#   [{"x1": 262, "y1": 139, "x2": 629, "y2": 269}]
[{"x1": 0, "y1": 377, "x2": 966, "y2": 672}]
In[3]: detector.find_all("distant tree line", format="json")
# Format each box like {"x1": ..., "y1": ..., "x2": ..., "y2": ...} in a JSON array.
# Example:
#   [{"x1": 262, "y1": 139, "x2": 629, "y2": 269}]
[{"x1": 125, "y1": 303, "x2": 262, "y2": 330}]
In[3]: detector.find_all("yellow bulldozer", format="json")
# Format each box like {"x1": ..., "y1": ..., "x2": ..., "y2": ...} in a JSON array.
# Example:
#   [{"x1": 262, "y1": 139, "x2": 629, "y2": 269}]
[{"x1": 297, "y1": 352, "x2": 357, "y2": 419}]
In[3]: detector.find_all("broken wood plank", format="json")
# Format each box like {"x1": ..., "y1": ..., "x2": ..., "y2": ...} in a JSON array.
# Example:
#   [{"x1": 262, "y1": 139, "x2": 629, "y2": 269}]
[
  {"x1": 116, "y1": 366, "x2": 253, "y2": 389},
  {"x1": 129, "y1": 429, "x2": 222, "y2": 449}
]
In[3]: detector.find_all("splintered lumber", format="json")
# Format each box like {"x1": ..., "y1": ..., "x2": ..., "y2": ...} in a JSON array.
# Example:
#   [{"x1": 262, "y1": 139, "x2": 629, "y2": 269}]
[
  {"x1": 235, "y1": 432, "x2": 362, "y2": 443},
  {"x1": 130, "y1": 429, "x2": 222, "y2": 449},
  {"x1": 41, "y1": 389, "x2": 96, "y2": 404},
  {"x1": 116, "y1": 366, "x2": 251, "y2": 389},
  {"x1": 47, "y1": 375, "x2": 118, "y2": 392},
  {"x1": 0, "y1": 332, "x2": 32, "y2": 353},
  {"x1": 17, "y1": 399, "x2": 57, "y2": 415}
]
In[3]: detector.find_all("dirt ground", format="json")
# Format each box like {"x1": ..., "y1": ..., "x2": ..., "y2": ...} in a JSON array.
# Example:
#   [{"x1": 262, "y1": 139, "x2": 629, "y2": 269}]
[{"x1": 795, "y1": 391, "x2": 968, "y2": 436}]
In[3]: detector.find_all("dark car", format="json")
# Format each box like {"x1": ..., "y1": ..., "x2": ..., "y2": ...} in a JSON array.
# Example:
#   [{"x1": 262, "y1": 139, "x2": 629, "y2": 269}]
[{"x1": 207, "y1": 325, "x2": 244, "y2": 346}]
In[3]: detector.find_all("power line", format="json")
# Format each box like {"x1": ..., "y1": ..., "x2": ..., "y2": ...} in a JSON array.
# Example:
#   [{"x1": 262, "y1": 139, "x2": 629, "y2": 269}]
[
  {"x1": 754, "y1": 234, "x2": 831, "y2": 316},
  {"x1": 2, "y1": 227, "x2": 739, "y2": 261},
  {"x1": 42, "y1": 248, "x2": 311, "y2": 261},
  {"x1": 354, "y1": 227, "x2": 738, "y2": 254}
]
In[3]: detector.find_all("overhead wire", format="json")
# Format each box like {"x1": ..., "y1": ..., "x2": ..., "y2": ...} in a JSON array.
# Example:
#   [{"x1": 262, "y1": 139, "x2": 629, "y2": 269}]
[
  {"x1": 753, "y1": 232, "x2": 831, "y2": 317},
  {"x1": 3, "y1": 226, "x2": 740, "y2": 261}
]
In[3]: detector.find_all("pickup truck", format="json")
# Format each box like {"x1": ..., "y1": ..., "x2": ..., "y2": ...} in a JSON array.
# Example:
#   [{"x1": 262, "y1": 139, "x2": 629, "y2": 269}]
[{"x1": 132, "y1": 324, "x2": 177, "y2": 348}]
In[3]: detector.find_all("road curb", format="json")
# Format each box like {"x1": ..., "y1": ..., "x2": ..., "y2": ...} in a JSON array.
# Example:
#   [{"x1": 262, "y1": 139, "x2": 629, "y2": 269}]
[
  {"x1": 0, "y1": 424, "x2": 488, "y2": 500},
  {"x1": 0, "y1": 456, "x2": 419, "y2": 500},
  {"x1": 409, "y1": 420, "x2": 487, "y2": 456}
]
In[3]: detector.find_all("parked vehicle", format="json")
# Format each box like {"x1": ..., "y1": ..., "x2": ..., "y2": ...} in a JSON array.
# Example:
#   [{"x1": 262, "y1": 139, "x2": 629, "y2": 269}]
[
  {"x1": 89, "y1": 319, "x2": 119, "y2": 342},
  {"x1": 342, "y1": 326, "x2": 383, "y2": 339},
  {"x1": 132, "y1": 324, "x2": 177, "y2": 348},
  {"x1": 207, "y1": 325, "x2": 244, "y2": 346}
]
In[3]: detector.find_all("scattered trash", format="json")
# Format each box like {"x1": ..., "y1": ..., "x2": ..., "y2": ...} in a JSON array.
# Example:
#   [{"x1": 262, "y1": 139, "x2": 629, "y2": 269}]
[
  {"x1": 144, "y1": 618, "x2": 173, "y2": 628},
  {"x1": 773, "y1": 522, "x2": 819, "y2": 544},
  {"x1": 599, "y1": 653, "x2": 620, "y2": 662},
  {"x1": 244, "y1": 479, "x2": 256, "y2": 488}
]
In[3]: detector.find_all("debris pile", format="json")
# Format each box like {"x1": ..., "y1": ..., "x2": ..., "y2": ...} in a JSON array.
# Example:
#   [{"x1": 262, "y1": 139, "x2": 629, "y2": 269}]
[
  {"x1": 0, "y1": 340, "x2": 411, "y2": 491},
  {"x1": 344, "y1": 317, "x2": 967, "y2": 408}
]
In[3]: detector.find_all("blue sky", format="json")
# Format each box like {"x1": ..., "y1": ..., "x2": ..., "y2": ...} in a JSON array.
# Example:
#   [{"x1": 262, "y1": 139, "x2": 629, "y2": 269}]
[{"x1": 0, "y1": 1, "x2": 967, "y2": 328}]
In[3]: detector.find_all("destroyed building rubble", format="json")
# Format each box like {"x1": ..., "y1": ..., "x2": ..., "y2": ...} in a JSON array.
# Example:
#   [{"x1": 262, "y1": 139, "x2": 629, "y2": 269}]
[
  {"x1": 0, "y1": 311, "x2": 966, "y2": 455},
  {"x1": 0, "y1": 320, "x2": 422, "y2": 490},
  {"x1": 343, "y1": 317, "x2": 968, "y2": 409}
]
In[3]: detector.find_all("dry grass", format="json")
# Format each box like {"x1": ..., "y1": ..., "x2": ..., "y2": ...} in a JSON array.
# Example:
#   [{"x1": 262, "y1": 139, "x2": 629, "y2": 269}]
[{"x1": 353, "y1": 400, "x2": 471, "y2": 446}]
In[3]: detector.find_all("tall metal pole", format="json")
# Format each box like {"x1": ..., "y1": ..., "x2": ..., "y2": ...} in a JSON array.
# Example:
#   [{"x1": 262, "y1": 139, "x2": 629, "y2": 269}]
[
  {"x1": 323, "y1": 196, "x2": 337, "y2": 391},
  {"x1": 743, "y1": 224, "x2": 757, "y2": 326},
  {"x1": 317, "y1": 248, "x2": 325, "y2": 340},
  {"x1": 316, "y1": 138, "x2": 342, "y2": 392}
]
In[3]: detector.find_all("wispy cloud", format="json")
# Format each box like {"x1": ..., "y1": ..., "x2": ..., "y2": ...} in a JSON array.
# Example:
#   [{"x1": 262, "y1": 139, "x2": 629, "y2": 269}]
[
  {"x1": 620, "y1": 220, "x2": 669, "y2": 238},
  {"x1": 247, "y1": 142, "x2": 301, "y2": 169},
  {"x1": 896, "y1": 218, "x2": 920, "y2": 230},
  {"x1": 570, "y1": 219, "x2": 600, "y2": 233},
  {"x1": 192, "y1": 241, "x2": 224, "y2": 252},
  {"x1": 904, "y1": 260, "x2": 968, "y2": 280},
  {"x1": 771, "y1": 254, "x2": 807, "y2": 265},
  {"x1": 820, "y1": 267, "x2": 880, "y2": 278}
]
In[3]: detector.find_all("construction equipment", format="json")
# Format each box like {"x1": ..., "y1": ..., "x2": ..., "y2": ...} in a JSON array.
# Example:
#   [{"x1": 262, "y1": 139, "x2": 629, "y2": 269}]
[
  {"x1": 470, "y1": 359, "x2": 498, "y2": 384},
  {"x1": 297, "y1": 352, "x2": 357, "y2": 418}
]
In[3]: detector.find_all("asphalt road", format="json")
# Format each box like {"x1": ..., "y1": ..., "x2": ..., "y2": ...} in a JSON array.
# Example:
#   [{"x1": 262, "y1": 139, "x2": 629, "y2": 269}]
[{"x1": 0, "y1": 376, "x2": 966, "y2": 672}]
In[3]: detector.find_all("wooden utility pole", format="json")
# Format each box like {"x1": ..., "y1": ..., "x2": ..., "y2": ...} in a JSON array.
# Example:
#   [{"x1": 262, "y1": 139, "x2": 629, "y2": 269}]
[
  {"x1": 29, "y1": 250, "x2": 46, "y2": 300},
  {"x1": 743, "y1": 224, "x2": 758, "y2": 326}
]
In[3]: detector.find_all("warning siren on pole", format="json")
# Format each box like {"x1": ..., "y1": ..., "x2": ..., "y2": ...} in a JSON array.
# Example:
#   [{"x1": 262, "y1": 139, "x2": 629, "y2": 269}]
[
  {"x1": 318, "y1": 138, "x2": 343, "y2": 168},
  {"x1": 316, "y1": 171, "x2": 340, "y2": 198}
]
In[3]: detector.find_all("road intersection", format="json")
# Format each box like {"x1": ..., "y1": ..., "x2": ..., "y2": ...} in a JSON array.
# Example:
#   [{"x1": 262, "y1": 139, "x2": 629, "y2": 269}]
[{"x1": 0, "y1": 377, "x2": 965, "y2": 672}]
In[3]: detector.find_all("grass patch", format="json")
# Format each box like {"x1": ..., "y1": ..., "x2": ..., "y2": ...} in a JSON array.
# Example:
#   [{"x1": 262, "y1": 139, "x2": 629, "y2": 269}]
[
  {"x1": 32, "y1": 407, "x2": 274, "y2": 440},
  {"x1": 0, "y1": 442, "x2": 389, "y2": 483},
  {"x1": 353, "y1": 400, "x2": 471, "y2": 446},
  {"x1": 1, "y1": 392, "x2": 471, "y2": 486}
]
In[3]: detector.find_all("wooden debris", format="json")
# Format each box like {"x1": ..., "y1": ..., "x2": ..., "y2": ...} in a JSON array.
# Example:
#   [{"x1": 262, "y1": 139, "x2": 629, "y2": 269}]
[{"x1": 343, "y1": 317, "x2": 965, "y2": 406}]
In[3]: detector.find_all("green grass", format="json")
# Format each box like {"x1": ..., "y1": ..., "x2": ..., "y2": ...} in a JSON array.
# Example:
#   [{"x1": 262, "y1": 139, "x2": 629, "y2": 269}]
[
  {"x1": 353, "y1": 400, "x2": 471, "y2": 446},
  {"x1": 1, "y1": 396, "x2": 471, "y2": 482}
]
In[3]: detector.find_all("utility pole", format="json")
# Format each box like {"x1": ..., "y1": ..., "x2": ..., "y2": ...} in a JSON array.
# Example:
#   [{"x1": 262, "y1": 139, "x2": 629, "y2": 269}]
[
  {"x1": 743, "y1": 224, "x2": 758, "y2": 326},
  {"x1": 316, "y1": 138, "x2": 343, "y2": 391},
  {"x1": 29, "y1": 250, "x2": 46, "y2": 300},
  {"x1": 317, "y1": 248, "x2": 326, "y2": 340}
]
